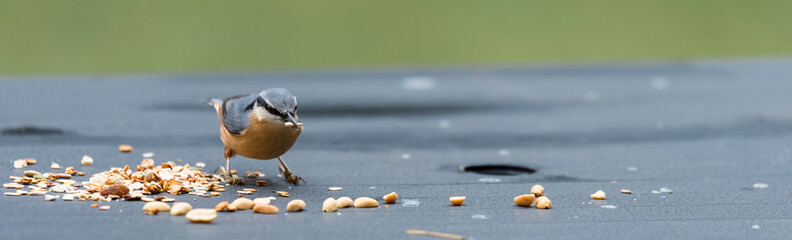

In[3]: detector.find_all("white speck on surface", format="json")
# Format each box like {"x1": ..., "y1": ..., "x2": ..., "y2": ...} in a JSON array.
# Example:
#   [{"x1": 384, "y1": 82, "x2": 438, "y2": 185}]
[
  {"x1": 478, "y1": 178, "x2": 501, "y2": 183},
  {"x1": 142, "y1": 152, "x2": 155, "y2": 158},
  {"x1": 651, "y1": 190, "x2": 661, "y2": 194},
  {"x1": 195, "y1": 162, "x2": 205, "y2": 168},
  {"x1": 601, "y1": 205, "x2": 617, "y2": 209},
  {"x1": 438, "y1": 119, "x2": 450, "y2": 129},
  {"x1": 402, "y1": 76, "x2": 435, "y2": 90},
  {"x1": 369, "y1": 186, "x2": 376, "y2": 189},
  {"x1": 660, "y1": 187, "x2": 673, "y2": 193},
  {"x1": 650, "y1": 77, "x2": 668, "y2": 90},
  {"x1": 627, "y1": 166, "x2": 638, "y2": 171},
  {"x1": 472, "y1": 215, "x2": 488, "y2": 220},
  {"x1": 498, "y1": 149, "x2": 510, "y2": 156},
  {"x1": 403, "y1": 199, "x2": 420, "y2": 207},
  {"x1": 752, "y1": 225, "x2": 760, "y2": 229},
  {"x1": 401, "y1": 154, "x2": 411, "y2": 159},
  {"x1": 753, "y1": 183, "x2": 769, "y2": 189}
]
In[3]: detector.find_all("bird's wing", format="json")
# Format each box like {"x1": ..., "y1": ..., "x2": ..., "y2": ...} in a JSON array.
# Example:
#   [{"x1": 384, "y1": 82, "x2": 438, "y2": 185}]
[{"x1": 220, "y1": 94, "x2": 257, "y2": 135}]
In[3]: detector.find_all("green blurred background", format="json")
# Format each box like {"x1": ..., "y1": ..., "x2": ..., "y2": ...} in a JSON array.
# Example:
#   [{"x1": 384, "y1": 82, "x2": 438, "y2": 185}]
[{"x1": 1, "y1": 0, "x2": 791, "y2": 76}]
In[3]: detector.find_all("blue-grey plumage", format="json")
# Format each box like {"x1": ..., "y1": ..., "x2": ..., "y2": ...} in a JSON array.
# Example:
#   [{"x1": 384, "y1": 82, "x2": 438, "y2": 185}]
[{"x1": 204, "y1": 88, "x2": 304, "y2": 184}]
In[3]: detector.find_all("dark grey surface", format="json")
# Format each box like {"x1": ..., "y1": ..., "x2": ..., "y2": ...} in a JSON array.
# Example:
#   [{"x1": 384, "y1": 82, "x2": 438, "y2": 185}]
[{"x1": 2, "y1": 59, "x2": 792, "y2": 239}]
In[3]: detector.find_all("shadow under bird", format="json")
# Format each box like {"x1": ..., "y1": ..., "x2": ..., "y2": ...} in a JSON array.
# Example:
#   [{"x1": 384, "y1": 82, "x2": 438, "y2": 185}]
[{"x1": 203, "y1": 88, "x2": 304, "y2": 184}]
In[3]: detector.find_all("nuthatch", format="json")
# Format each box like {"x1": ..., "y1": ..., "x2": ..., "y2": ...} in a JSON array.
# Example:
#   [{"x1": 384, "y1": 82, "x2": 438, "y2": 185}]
[{"x1": 203, "y1": 88, "x2": 304, "y2": 185}]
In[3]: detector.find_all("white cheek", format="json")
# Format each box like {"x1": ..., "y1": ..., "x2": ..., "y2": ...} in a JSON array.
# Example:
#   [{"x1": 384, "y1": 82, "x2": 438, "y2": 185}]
[{"x1": 253, "y1": 107, "x2": 282, "y2": 122}]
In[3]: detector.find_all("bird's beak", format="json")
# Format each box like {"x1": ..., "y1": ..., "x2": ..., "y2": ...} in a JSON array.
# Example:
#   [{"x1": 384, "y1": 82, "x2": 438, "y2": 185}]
[{"x1": 284, "y1": 113, "x2": 301, "y2": 131}]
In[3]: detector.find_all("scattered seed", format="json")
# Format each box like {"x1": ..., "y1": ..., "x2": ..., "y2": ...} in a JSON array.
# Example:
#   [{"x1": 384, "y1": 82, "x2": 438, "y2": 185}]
[
  {"x1": 80, "y1": 155, "x2": 93, "y2": 166},
  {"x1": 63, "y1": 194, "x2": 75, "y2": 201},
  {"x1": 323, "y1": 198, "x2": 338, "y2": 212},
  {"x1": 23, "y1": 170, "x2": 41, "y2": 177},
  {"x1": 256, "y1": 180, "x2": 268, "y2": 186},
  {"x1": 287, "y1": 199, "x2": 306, "y2": 212},
  {"x1": 620, "y1": 189, "x2": 632, "y2": 194},
  {"x1": 237, "y1": 190, "x2": 252, "y2": 195},
  {"x1": 3, "y1": 183, "x2": 23, "y2": 189},
  {"x1": 171, "y1": 202, "x2": 193, "y2": 216},
  {"x1": 99, "y1": 184, "x2": 129, "y2": 197},
  {"x1": 406, "y1": 230, "x2": 466, "y2": 240},
  {"x1": 214, "y1": 201, "x2": 231, "y2": 212},
  {"x1": 13, "y1": 159, "x2": 27, "y2": 169},
  {"x1": 99, "y1": 206, "x2": 111, "y2": 210},
  {"x1": 44, "y1": 195, "x2": 58, "y2": 201},
  {"x1": 253, "y1": 198, "x2": 271, "y2": 206},
  {"x1": 245, "y1": 171, "x2": 262, "y2": 178},
  {"x1": 50, "y1": 162, "x2": 61, "y2": 169},
  {"x1": 591, "y1": 190, "x2": 606, "y2": 200},
  {"x1": 449, "y1": 196, "x2": 466, "y2": 206},
  {"x1": 185, "y1": 209, "x2": 217, "y2": 223},
  {"x1": 354, "y1": 197, "x2": 379, "y2": 208},
  {"x1": 383, "y1": 192, "x2": 398, "y2": 204},
  {"x1": 24, "y1": 158, "x2": 36, "y2": 165},
  {"x1": 143, "y1": 202, "x2": 170, "y2": 215},
  {"x1": 231, "y1": 198, "x2": 254, "y2": 210},
  {"x1": 4, "y1": 192, "x2": 21, "y2": 196},
  {"x1": 118, "y1": 144, "x2": 133, "y2": 153},
  {"x1": 531, "y1": 184, "x2": 544, "y2": 196},
  {"x1": 514, "y1": 194, "x2": 535, "y2": 207},
  {"x1": 195, "y1": 162, "x2": 205, "y2": 168},
  {"x1": 328, "y1": 187, "x2": 342, "y2": 191},
  {"x1": 336, "y1": 197, "x2": 353, "y2": 208},
  {"x1": 91, "y1": 204, "x2": 99, "y2": 208},
  {"x1": 210, "y1": 192, "x2": 221, "y2": 196},
  {"x1": 242, "y1": 188, "x2": 257, "y2": 192},
  {"x1": 142, "y1": 152, "x2": 155, "y2": 158},
  {"x1": 277, "y1": 191, "x2": 289, "y2": 197},
  {"x1": 253, "y1": 204, "x2": 279, "y2": 214},
  {"x1": 535, "y1": 196, "x2": 552, "y2": 209}
]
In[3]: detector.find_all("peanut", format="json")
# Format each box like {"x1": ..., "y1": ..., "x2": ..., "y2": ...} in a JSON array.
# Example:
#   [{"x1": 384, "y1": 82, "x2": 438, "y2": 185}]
[
  {"x1": 143, "y1": 202, "x2": 170, "y2": 214},
  {"x1": 353, "y1": 197, "x2": 379, "y2": 208},
  {"x1": 253, "y1": 204, "x2": 279, "y2": 214},
  {"x1": 335, "y1": 197, "x2": 353, "y2": 208},
  {"x1": 323, "y1": 197, "x2": 338, "y2": 212},
  {"x1": 531, "y1": 184, "x2": 544, "y2": 197},
  {"x1": 253, "y1": 197, "x2": 271, "y2": 206},
  {"x1": 170, "y1": 202, "x2": 193, "y2": 216},
  {"x1": 286, "y1": 199, "x2": 306, "y2": 212},
  {"x1": 214, "y1": 201, "x2": 232, "y2": 212},
  {"x1": 514, "y1": 194, "x2": 535, "y2": 207},
  {"x1": 590, "y1": 190, "x2": 606, "y2": 200},
  {"x1": 383, "y1": 192, "x2": 398, "y2": 204},
  {"x1": 185, "y1": 209, "x2": 217, "y2": 223},
  {"x1": 535, "y1": 196, "x2": 552, "y2": 209},
  {"x1": 449, "y1": 196, "x2": 466, "y2": 206},
  {"x1": 231, "y1": 198, "x2": 254, "y2": 210}
]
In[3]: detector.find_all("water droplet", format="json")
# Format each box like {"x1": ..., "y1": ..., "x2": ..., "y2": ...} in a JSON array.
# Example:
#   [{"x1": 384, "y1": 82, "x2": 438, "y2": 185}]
[
  {"x1": 753, "y1": 183, "x2": 768, "y2": 189},
  {"x1": 472, "y1": 215, "x2": 488, "y2": 220}
]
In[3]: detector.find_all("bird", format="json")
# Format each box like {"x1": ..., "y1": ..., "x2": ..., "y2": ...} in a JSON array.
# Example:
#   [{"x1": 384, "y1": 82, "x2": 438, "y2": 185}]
[{"x1": 203, "y1": 88, "x2": 304, "y2": 185}]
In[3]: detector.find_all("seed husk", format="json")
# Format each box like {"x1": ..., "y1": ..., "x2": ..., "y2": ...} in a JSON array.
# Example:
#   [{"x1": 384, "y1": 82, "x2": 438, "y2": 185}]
[
  {"x1": 354, "y1": 197, "x2": 379, "y2": 208},
  {"x1": 514, "y1": 194, "x2": 535, "y2": 207},
  {"x1": 449, "y1": 196, "x2": 466, "y2": 206},
  {"x1": 335, "y1": 197, "x2": 353, "y2": 208},
  {"x1": 323, "y1": 197, "x2": 338, "y2": 212},
  {"x1": 287, "y1": 199, "x2": 306, "y2": 212},
  {"x1": 143, "y1": 202, "x2": 171, "y2": 214},
  {"x1": 50, "y1": 162, "x2": 61, "y2": 169},
  {"x1": 13, "y1": 159, "x2": 27, "y2": 169},
  {"x1": 256, "y1": 180, "x2": 268, "y2": 186},
  {"x1": 210, "y1": 192, "x2": 221, "y2": 196},
  {"x1": 80, "y1": 155, "x2": 94, "y2": 166},
  {"x1": 531, "y1": 184, "x2": 544, "y2": 197},
  {"x1": 91, "y1": 204, "x2": 99, "y2": 208},
  {"x1": 170, "y1": 202, "x2": 193, "y2": 216},
  {"x1": 620, "y1": 189, "x2": 632, "y2": 194},
  {"x1": 253, "y1": 198, "x2": 271, "y2": 206},
  {"x1": 23, "y1": 170, "x2": 41, "y2": 177},
  {"x1": 253, "y1": 204, "x2": 279, "y2": 214},
  {"x1": 231, "y1": 198, "x2": 254, "y2": 210},
  {"x1": 535, "y1": 196, "x2": 552, "y2": 209},
  {"x1": 276, "y1": 191, "x2": 289, "y2": 197},
  {"x1": 185, "y1": 209, "x2": 217, "y2": 223},
  {"x1": 99, "y1": 206, "x2": 111, "y2": 210},
  {"x1": 383, "y1": 192, "x2": 398, "y2": 204},
  {"x1": 118, "y1": 144, "x2": 133, "y2": 153},
  {"x1": 328, "y1": 187, "x2": 342, "y2": 191},
  {"x1": 591, "y1": 190, "x2": 606, "y2": 200},
  {"x1": 99, "y1": 183, "x2": 129, "y2": 197},
  {"x1": 44, "y1": 195, "x2": 58, "y2": 201}
]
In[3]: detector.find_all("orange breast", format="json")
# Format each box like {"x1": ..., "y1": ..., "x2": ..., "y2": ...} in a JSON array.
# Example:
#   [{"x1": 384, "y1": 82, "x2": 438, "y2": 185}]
[{"x1": 220, "y1": 115, "x2": 302, "y2": 160}]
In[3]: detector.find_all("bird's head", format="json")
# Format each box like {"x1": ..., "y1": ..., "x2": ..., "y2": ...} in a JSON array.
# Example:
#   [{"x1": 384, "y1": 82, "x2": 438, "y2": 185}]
[{"x1": 254, "y1": 88, "x2": 301, "y2": 131}]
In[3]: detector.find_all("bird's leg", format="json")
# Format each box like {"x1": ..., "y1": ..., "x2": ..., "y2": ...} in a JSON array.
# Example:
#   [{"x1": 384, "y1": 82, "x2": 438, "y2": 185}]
[
  {"x1": 278, "y1": 156, "x2": 304, "y2": 185},
  {"x1": 214, "y1": 158, "x2": 245, "y2": 185}
]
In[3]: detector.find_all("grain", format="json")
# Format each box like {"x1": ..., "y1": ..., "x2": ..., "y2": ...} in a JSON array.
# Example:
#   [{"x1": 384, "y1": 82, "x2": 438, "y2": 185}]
[
  {"x1": 353, "y1": 197, "x2": 379, "y2": 208},
  {"x1": 80, "y1": 155, "x2": 94, "y2": 166},
  {"x1": 514, "y1": 194, "x2": 535, "y2": 207},
  {"x1": 449, "y1": 196, "x2": 466, "y2": 206},
  {"x1": 170, "y1": 202, "x2": 193, "y2": 216},
  {"x1": 323, "y1": 198, "x2": 338, "y2": 212},
  {"x1": 99, "y1": 206, "x2": 111, "y2": 210},
  {"x1": 118, "y1": 144, "x2": 133, "y2": 153},
  {"x1": 185, "y1": 209, "x2": 217, "y2": 223},
  {"x1": 620, "y1": 189, "x2": 632, "y2": 194},
  {"x1": 44, "y1": 195, "x2": 58, "y2": 201},
  {"x1": 590, "y1": 190, "x2": 606, "y2": 200},
  {"x1": 531, "y1": 184, "x2": 544, "y2": 197},
  {"x1": 328, "y1": 187, "x2": 342, "y2": 191},
  {"x1": 13, "y1": 159, "x2": 27, "y2": 169},
  {"x1": 535, "y1": 196, "x2": 552, "y2": 209},
  {"x1": 287, "y1": 199, "x2": 306, "y2": 212},
  {"x1": 231, "y1": 198, "x2": 254, "y2": 210},
  {"x1": 91, "y1": 204, "x2": 99, "y2": 208},
  {"x1": 50, "y1": 162, "x2": 61, "y2": 169},
  {"x1": 335, "y1": 197, "x2": 353, "y2": 208},
  {"x1": 277, "y1": 191, "x2": 290, "y2": 197},
  {"x1": 253, "y1": 204, "x2": 279, "y2": 214},
  {"x1": 383, "y1": 192, "x2": 398, "y2": 204},
  {"x1": 23, "y1": 170, "x2": 41, "y2": 177},
  {"x1": 143, "y1": 202, "x2": 171, "y2": 214},
  {"x1": 24, "y1": 158, "x2": 36, "y2": 165}
]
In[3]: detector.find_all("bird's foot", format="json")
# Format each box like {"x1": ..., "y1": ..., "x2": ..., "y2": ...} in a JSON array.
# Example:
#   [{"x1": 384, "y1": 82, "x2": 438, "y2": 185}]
[
  {"x1": 279, "y1": 165, "x2": 305, "y2": 185},
  {"x1": 215, "y1": 166, "x2": 246, "y2": 185}
]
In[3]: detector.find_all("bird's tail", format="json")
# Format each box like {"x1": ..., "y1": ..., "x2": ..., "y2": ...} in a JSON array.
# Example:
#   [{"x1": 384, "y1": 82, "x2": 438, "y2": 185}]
[{"x1": 202, "y1": 98, "x2": 222, "y2": 106}]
